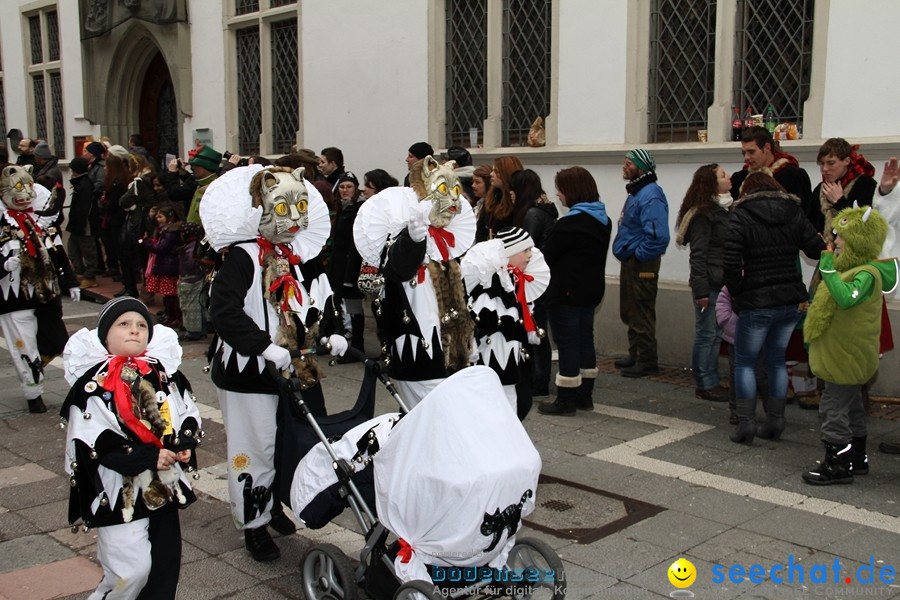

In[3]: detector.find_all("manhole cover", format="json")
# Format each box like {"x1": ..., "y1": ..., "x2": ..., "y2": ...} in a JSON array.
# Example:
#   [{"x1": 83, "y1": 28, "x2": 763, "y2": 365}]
[{"x1": 524, "y1": 474, "x2": 664, "y2": 544}]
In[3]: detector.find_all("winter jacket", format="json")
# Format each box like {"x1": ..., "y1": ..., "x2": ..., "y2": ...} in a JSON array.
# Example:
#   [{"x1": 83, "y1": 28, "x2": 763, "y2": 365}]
[
  {"x1": 808, "y1": 176, "x2": 876, "y2": 235},
  {"x1": 143, "y1": 223, "x2": 182, "y2": 277},
  {"x1": 715, "y1": 286, "x2": 738, "y2": 345},
  {"x1": 66, "y1": 174, "x2": 98, "y2": 236},
  {"x1": 119, "y1": 174, "x2": 157, "y2": 240},
  {"x1": 730, "y1": 162, "x2": 813, "y2": 216},
  {"x1": 542, "y1": 201, "x2": 612, "y2": 307},
  {"x1": 327, "y1": 199, "x2": 365, "y2": 301},
  {"x1": 187, "y1": 173, "x2": 217, "y2": 225},
  {"x1": 612, "y1": 175, "x2": 670, "y2": 263},
  {"x1": 522, "y1": 202, "x2": 558, "y2": 250},
  {"x1": 723, "y1": 189, "x2": 825, "y2": 313},
  {"x1": 676, "y1": 205, "x2": 729, "y2": 299},
  {"x1": 159, "y1": 169, "x2": 198, "y2": 216}
]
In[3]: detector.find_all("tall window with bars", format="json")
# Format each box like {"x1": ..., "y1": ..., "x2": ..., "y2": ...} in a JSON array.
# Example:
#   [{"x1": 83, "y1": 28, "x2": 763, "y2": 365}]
[
  {"x1": 26, "y1": 7, "x2": 64, "y2": 157},
  {"x1": 501, "y1": 0, "x2": 551, "y2": 147},
  {"x1": 444, "y1": 0, "x2": 487, "y2": 148},
  {"x1": 231, "y1": 2, "x2": 299, "y2": 155},
  {"x1": 733, "y1": 0, "x2": 814, "y2": 132},
  {"x1": 648, "y1": 0, "x2": 716, "y2": 143}
]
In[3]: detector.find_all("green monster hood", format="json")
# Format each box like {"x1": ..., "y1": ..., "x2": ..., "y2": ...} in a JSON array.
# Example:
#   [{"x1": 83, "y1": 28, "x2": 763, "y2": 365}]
[{"x1": 833, "y1": 205, "x2": 897, "y2": 292}]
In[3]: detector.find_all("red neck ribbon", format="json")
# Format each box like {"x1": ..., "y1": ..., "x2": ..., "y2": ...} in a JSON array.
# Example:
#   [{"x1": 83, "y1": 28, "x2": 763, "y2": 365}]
[
  {"x1": 508, "y1": 266, "x2": 536, "y2": 332},
  {"x1": 428, "y1": 225, "x2": 455, "y2": 261},
  {"x1": 7, "y1": 210, "x2": 42, "y2": 257},
  {"x1": 268, "y1": 272, "x2": 303, "y2": 312},
  {"x1": 397, "y1": 538, "x2": 413, "y2": 563},
  {"x1": 257, "y1": 236, "x2": 302, "y2": 266},
  {"x1": 103, "y1": 355, "x2": 162, "y2": 448}
]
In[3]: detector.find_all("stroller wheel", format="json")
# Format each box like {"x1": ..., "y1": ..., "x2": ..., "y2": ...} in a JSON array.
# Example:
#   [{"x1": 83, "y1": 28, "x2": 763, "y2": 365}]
[
  {"x1": 393, "y1": 580, "x2": 442, "y2": 600},
  {"x1": 301, "y1": 543, "x2": 358, "y2": 600},
  {"x1": 506, "y1": 537, "x2": 566, "y2": 600}
]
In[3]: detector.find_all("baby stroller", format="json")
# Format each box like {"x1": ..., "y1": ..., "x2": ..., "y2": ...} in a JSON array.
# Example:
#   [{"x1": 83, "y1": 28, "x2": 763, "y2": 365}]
[{"x1": 275, "y1": 351, "x2": 566, "y2": 600}]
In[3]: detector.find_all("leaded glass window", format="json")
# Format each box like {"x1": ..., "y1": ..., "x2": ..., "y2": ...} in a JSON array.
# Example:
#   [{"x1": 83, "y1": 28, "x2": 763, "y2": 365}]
[
  {"x1": 733, "y1": 0, "x2": 814, "y2": 128},
  {"x1": 445, "y1": 0, "x2": 487, "y2": 148},
  {"x1": 501, "y1": 0, "x2": 551, "y2": 147},
  {"x1": 235, "y1": 0, "x2": 259, "y2": 16},
  {"x1": 648, "y1": 0, "x2": 716, "y2": 142},
  {"x1": 270, "y1": 0, "x2": 296, "y2": 7},
  {"x1": 236, "y1": 26, "x2": 261, "y2": 155},
  {"x1": 33, "y1": 75, "x2": 46, "y2": 140},
  {"x1": 29, "y1": 16, "x2": 42, "y2": 65},
  {"x1": 271, "y1": 19, "x2": 298, "y2": 154},
  {"x1": 47, "y1": 11, "x2": 60, "y2": 62},
  {"x1": 50, "y1": 72, "x2": 64, "y2": 157}
]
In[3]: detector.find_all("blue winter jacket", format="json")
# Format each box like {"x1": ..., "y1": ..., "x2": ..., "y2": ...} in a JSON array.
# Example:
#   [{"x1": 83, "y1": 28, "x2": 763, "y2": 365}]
[{"x1": 612, "y1": 178, "x2": 670, "y2": 262}]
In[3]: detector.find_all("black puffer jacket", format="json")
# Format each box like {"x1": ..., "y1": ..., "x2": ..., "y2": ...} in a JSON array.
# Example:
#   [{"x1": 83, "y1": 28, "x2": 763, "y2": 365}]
[
  {"x1": 521, "y1": 202, "x2": 558, "y2": 249},
  {"x1": 678, "y1": 205, "x2": 729, "y2": 299},
  {"x1": 542, "y1": 209, "x2": 612, "y2": 307},
  {"x1": 724, "y1": 189, "x2": 825, "y2": 313}
]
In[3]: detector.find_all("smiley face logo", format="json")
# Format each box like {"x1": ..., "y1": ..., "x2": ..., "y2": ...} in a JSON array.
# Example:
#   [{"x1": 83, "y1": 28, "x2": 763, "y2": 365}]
[{"x1": 668, "y1": 558, "x2": 696, "y2": 588}]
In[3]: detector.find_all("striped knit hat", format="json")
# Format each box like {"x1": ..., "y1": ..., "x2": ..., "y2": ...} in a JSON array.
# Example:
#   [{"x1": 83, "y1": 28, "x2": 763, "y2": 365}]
[
  {"x1": 97, "y1": 297, "x2": 153, "y2": 348},
  {"x1": 625, "y1": 148, "x2": 656, "y2": 173},
  {"x1": 496, "y1": 227, "x2": 534, "y2": 258}
]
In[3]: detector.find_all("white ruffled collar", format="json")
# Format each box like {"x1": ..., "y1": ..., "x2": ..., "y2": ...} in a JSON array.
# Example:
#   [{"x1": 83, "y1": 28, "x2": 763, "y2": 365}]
[{"x1": 63, "y1": 325, "x2": 183, "y2": 385}]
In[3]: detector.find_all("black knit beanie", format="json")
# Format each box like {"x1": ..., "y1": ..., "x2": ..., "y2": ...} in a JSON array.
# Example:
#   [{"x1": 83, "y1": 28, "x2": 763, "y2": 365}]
[
  {"x1": 408, "y1": 142, "x2": 434, "y2": 160},
  {"x1": 97, "y1": 297, "x2": 153, "y2": 348}
]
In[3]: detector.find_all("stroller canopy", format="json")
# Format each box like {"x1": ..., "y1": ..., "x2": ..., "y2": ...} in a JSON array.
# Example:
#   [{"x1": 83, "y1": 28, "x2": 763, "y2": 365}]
[{"x1": 374, "y1": 366, "x2": 541, "y2": 583}]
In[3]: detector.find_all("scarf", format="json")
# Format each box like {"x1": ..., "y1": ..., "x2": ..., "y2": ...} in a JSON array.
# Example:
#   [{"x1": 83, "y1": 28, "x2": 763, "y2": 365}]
[
  {"x1": 819, "y1": 148, "x2": 876, "y2": 245},
  {"x1": 6, "y1": 209, "x2": 42, "y2": 257},
  {"x1": 103, "y1": 355, "x2": 162, "y2": 448},
  {"x1": 428, "y1": 225, "x2": 455, "y2": 261},
  {"x1": 257, "y1": 236, "x2": 301, "y2": 266},
  {"x1": 716, "y1": 193, "x2": 733, "y2": 209},
  {"x1": 508, "y1": 266, "x2": 536, "y2": 333},
  {"x1": 625, "y1": 172, "x2": 658, "y2": 196},
  {"x1": 837, "y1": 147, "x2": 875, "y2": 188}
]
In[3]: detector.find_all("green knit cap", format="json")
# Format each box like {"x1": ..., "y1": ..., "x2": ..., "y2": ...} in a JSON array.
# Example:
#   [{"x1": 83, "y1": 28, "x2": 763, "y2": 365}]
[{"x1": 626, "y1": 149, "x2": 656, "y2": 173}]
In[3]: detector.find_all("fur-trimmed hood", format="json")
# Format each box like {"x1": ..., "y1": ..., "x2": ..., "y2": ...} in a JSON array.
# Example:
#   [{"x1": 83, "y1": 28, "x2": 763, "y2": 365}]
[
  {"x1": 675, "y1": 205, "x2": 727, "y2": 246},
  {"x1": 733, "y1": 189, "x2": 801, "y2": 226}
]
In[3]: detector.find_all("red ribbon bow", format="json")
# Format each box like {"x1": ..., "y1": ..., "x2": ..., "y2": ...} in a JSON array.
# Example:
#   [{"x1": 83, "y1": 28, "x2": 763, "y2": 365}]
[
  {"x1": 257, "y1": 237, "x2": 301, "y2": 266},
  {"x1": 397, "y1": 538, "x2": 413, "y2": 564},
  {"x1": 103, "y1": 355, "x2": 162, "y2": 448},
  {"x1": 7, "y1": 209, "x2": 43, "y2": 258},
  {"x1": 508, "y1": 266, "x2": 536, "y2": 333},
  {"x1": 268, "y1": 272, "x2": 304, "y2": 312},
  {"x1": 428, "y1": 226, "x2": 455, "y2": 261},
  {"x1": 417, "y1": 265, "x2": 427, "y2": 284}
]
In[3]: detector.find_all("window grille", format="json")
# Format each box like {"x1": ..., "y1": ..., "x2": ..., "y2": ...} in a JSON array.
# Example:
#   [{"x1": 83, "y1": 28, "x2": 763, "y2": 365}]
[
  {"x1": 47, "y1": 11, "x2": 60, "y2": 62},
  {"x1": 235, "y1": 0, "x2": 259, "y2": 16},
  {"x1": 648, "y1": 0, "x2": 716, "y2": 142},
  {"x1": 270, "y1": 0, "x2": 296, "y2": 7},
  {"x1": 733, "y1": 0, "x2": 814, "y2": 129},
  {"x1": 271, "y1": 19, "x2": 298, "y2": 154},
  {"x1": 236, "y1": 27, "x2": 261, "y2": 155},
  {"x1": 50, "y1": 72, "x2": 64, "y2": 157},
  {"x1": 33, "y1": 75, "x2": 46, "y2": 140},
  {"x1": 156, "y1": 81, "x2": 178, "y2": 163},
  {"x1": 445, "y1": 0, "x2": 487, "y2": 148},
  {"x1": 29, "y1": 16, "x2": 42, "y2": 65},
  {"x1": 501, "y1": 0, "x2": 551, "y2": 147}
]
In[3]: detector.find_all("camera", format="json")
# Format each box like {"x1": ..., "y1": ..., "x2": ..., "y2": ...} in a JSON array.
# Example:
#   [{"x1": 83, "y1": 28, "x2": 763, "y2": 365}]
[{"x1": 223, "y1": 150, "x2": 249, "y2": 167}]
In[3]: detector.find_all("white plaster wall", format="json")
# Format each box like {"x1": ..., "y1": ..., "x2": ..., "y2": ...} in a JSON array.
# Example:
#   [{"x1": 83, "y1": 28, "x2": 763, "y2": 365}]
[
  {"x1": 820, "y1": 0, "x2": 900, "y2": 138},
  {"x1": 301, "y1": 1, "x2": 431, "y2": 180},
  {"x1": 184, "y1": 0, "x2": 227, "y2": 155},
  {"x1": 556, "y1": 0, "x2": 627, "y2": 145},
  {"x1": 1, "y1": 7, "x2": 28, "y2": 148},
  {"x1": 58, "y1": 0, "x2": 94, "y2": 158}
]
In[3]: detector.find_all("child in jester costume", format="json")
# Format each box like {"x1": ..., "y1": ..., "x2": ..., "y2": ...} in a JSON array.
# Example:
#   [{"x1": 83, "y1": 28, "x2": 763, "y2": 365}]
[{"x1": 802, "y1": 205, "x2": 897, "y2": 485}]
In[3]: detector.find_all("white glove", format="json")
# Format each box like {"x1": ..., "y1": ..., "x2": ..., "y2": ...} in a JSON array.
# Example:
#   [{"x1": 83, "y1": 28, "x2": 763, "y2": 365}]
[
  {"x1": 527, "y1": 331, "x2": 540, "y2": 346},
  {"x1": 262, "y1": 343, "x2": 291, "y2": 370},
  {"x1": 407, "y1": 208, "x2": 428, "y2": 243},
  {"x1": 322, "y1": 334, "x2": 348, "y2": 357},
  {"x1": 69, "y1": 288, "x2": 81, "y2": 302},
  {"x1": 3, "y1": 255, "x2": 20, "y2": 273}
]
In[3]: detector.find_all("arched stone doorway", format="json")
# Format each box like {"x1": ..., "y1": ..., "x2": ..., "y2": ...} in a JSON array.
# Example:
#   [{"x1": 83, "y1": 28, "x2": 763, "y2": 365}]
[{"x1": 139, "y1": 52, "x2": 178, "y2": 166}]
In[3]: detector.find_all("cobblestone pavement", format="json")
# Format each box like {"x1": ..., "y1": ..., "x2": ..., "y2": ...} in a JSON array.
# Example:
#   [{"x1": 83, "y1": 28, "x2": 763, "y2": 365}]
[{"x1": 0, "y1": 288, "x2": 898, "y2": 599}]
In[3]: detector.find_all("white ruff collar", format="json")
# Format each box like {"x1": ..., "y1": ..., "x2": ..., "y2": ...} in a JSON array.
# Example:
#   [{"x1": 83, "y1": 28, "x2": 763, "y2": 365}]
[{"x1": 63, "y1": 325, "x2": 183, "y2": 385}]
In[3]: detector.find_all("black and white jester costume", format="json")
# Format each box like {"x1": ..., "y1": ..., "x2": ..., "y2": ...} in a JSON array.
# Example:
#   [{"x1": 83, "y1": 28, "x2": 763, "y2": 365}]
[
  {"x1": 354, "y1": 168, "x2": 476, "y2": 407},
  {"x1": 201, "y1": 165, "x2": 336, "y2": 532},
  {"x1": 61, "y1": 324, "x2": 200, "y2": 599},
  {"x1": 0, "y1": 172, "x2": 78, "y2": 411},
  {"x1": 460, "y1": 238, "x2": 550, "y2": 412}
]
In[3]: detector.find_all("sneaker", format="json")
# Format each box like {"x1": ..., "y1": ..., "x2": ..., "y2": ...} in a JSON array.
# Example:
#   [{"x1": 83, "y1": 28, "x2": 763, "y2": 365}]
[{"x1": 696, "y1": 386, "x2": 729, "y2": 402}]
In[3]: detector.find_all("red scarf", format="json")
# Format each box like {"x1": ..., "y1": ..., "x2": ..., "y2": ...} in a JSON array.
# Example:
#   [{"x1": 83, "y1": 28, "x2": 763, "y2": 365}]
[
  {"x1": 6, "y1": 209, "x2": 42, "y2": 257},
  {"x1": 508, "y1": 266, "x2": 536, "y2": 333},
  {"x1": 428, "y1": 225, "x2": 455, "y2": 261},
  {"x1": 836, "y1": 146, "x2": 875, "y2": 188},
  {"x1": 268, "y1": 273, "x2": 303, "y2": 312},
  {"x1": 103, "y1": 355, "x2": 162, "y2": 448},
  {"x1": 256, "y1": 237, "x2": 301, "y2": 266}
]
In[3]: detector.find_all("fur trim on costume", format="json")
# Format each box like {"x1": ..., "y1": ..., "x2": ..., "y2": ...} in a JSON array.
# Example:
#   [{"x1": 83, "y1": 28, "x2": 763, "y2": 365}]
[
  {"x1": 819, "y1": 177, "x2": 860, "y2": 246},
  {"x1": 732, "y1": 189, "x2": 801, "y2": 210},
  {"x1": 580, "y1": 368, "x2": 598, "y2": 379},
  {"x1": 556, "y1": 373, "x2": 582, "y2": 388},
  {"x1": 427, "y1": 260, "x2": 473, "y2": 371},
  {"x1": 409, "y1": 160, "x2": 427, "y2": 200}
]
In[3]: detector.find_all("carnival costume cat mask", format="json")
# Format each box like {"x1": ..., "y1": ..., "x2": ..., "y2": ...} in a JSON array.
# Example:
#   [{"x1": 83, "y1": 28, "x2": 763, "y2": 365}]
[
  {"x1": 0, "y1": 165, "x2": 35, "y2": 211},
  {"x1": 252, "y1": 167, "x2": 310, "y2": 244},
  {"x1": 418, "y1": 157, "x2": 462, "y2": 229}
]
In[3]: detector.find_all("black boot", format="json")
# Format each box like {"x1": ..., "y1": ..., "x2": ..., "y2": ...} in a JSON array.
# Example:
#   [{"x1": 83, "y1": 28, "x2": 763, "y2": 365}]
[
  {"x1": 574, "y1": 369, "x2": 596, "y2": 410},
  {"x1": 757, "y1": 397, "x2": 786, "y2": 440},
  {"x1": 538, "y1": 380, "x2": 578, "y2": 416},
  {"x1": 268, "y1": 501, "x2": 297, "y2": 535},
  {"x1": 350, "y1": 313, "x2": 365, "y2": 354},
  {"x1": 729, "y1": 397, "x2": 756, "y2": 444},
  {"x1": 27, "y1": 396, "x2": 47, "y2": 414},
  {"x1": 244, "y1": 526, "x2": 281, "y2": 561},
  {"x1": 849, "y1": 436, "x2": 868, "y2": 475},
  {"x1": 802, "y1": 441, "x2": 854, "y2": 485}
]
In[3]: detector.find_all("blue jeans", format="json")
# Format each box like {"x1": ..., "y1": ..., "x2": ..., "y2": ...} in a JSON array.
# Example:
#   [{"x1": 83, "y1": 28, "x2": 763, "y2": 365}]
[
  {"x1": 547, "y1": 304, "x2": 596, "y2": 379},
  {"x1": 692, "y1": 288, "x2": 723, "y2": 390},
  {"x1": 734, "y1": 305, "x2": 801, "y2": 402}
]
